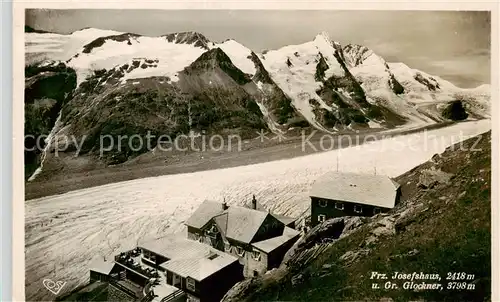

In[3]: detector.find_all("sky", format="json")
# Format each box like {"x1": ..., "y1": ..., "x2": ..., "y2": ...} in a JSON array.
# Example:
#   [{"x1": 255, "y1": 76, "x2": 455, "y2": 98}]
[{"x1": 26, "y1": 10, "x2": 491, "y2": 88}]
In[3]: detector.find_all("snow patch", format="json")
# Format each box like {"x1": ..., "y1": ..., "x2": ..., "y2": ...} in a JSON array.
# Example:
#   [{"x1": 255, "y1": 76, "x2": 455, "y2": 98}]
[
  {"x1": 217, "y1": 40, "x2": 256, "y2": 76},
  {"x1": 259, "y1": 36, "x2": 345, "y2": 132},
  {"x1": 67, "y1": 36, "x2": 207, "y2": 86},
  {"x1": 25, "y1": 28, "x2": 124, "y2": 65},
  {"x1": 254, "y1": 81, "x2": 283, "y2": 133}
]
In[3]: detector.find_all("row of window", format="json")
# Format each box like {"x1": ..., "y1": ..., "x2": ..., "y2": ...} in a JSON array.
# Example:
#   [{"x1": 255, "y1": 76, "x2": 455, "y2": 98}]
[
  {"x1": 317, "y1": 206, "x2": 382, "y2": 222},
  {"x1": 193, "y1": 232, "x2": 263, "y2": 261},
  {"x1": 319, "y1": 200, "x2": 348, "y2": 210},
  {"x1": 224, "y1": 242, "x2": 262, "y2": 261},
  {"x1": 318, "y1": 200, "x2": 382, "y2": 215}
]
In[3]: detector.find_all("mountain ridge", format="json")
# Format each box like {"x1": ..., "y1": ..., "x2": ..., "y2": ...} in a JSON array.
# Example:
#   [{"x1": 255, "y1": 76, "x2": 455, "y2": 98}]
[{"x1": 24, "y1": 28, "x2": 490, "y2": 180}]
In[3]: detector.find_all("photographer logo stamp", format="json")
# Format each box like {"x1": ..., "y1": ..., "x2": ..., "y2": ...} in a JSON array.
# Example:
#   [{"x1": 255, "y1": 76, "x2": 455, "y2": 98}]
[{"x1": 42, "y1": 279, "x2": 66, "y2": 295}]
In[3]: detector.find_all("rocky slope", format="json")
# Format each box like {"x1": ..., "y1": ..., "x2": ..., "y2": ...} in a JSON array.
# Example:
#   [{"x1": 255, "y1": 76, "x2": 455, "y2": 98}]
[
  {"x1": 222, "y1": 131, "x2": 491, "y2": 302},
  {"x1": 24, "y1": 28, "x2": 490, "y2": 180},
  {"x1": 24, "y1": 60, "x2": 77, "y2": 177}
]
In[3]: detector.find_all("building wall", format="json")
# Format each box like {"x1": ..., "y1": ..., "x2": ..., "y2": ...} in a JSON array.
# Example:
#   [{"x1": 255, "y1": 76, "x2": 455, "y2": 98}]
[
  {"x1": 198, "y1": 260, "x2": 243, "y2": 302},
  {"x1": 244, "y1": 249, "x2": 268, "y2": 277},
  {"x1": 90, "y1": 270, "x2": 109, "y2": 282},
  {"x1": 223, "y1": 239, "x2": 248, "y2": 266},
  {"x1": 267, "y1": 234, "x2": 300, "y2": 270},
  {"x1": 164, "y1": 261, "x2": 242, "y2": 302},
  {"x1": 310, "y1": 197, "x2": 392, "y2": 227}
]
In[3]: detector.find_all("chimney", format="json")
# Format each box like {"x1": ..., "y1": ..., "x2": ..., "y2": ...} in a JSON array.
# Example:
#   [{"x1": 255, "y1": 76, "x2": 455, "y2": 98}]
[
  {"x1": 222, "y1": 198, "x2": 228, "y2": 210},
  {"x1": 252, "y1": 195, "x2": 257, "y2": 210}
]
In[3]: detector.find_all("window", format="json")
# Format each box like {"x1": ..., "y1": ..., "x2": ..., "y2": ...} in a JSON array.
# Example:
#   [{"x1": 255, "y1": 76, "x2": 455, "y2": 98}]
[
  {"x1": 210, "y1": 224, "x2": 218, "y2": 233},
  {"x1": 335, "y1": 202, "x2": 344, "y2": 210},
  {"x1": 186, "y1": 277, "x2": 196, "y2": 291},
  {"x1": 318, "y1": 199, "x2": 328, "y2": 207},
  {"x1": 318, "y1": 214, "x2": 326, "y2": 223},
  {"x1": 252, "y1": 251, "x2": 261, "y2": 261},
  {"x1": 236, "y1": 246, "x2": 245, "y2": 257},
  {"x1": 354, "y1": 205, "x2": 363, "y2": 214},
  {"x1": 373, "y1": 207, "x2": 381, "y2": 215},
  {"x1": 173, "y1": 274, "x2": 181, "y2": 287},
  {"x1": 143, "y1": 251, "x2": 156, "y2": 262}
]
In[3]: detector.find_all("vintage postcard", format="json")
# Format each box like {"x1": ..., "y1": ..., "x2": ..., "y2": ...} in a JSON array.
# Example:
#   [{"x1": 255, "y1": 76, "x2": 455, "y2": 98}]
[{"x1": 13, "y1": 2, "x2": 498, "y2": 302}]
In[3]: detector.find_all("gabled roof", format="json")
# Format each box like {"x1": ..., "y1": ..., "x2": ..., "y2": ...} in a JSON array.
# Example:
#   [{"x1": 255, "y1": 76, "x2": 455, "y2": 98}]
[
  {"x1": 217, "y1": 206, "x2": 269, "y2": 244},
  {"x1": 187, "y1": 199, "x2": 298, "y2": 244},
  {"x1": 140, "y1": 235, "x2": 238, "y2": 282},
  {"x1": 310, "y1": 172, "x2": 400, "y2": 208},
  {"x1": 271, "y1": 213, "x2": 296, "y2": 226},
  {"x1": 185, "y1": 200, "x2": 225, "y2": 229},
  {"x1": 213, "y1": 213, "x2": 229, "y2": 237},
  {"x1": 251, "y1": 227, "x2": 300, "y2": 253}
]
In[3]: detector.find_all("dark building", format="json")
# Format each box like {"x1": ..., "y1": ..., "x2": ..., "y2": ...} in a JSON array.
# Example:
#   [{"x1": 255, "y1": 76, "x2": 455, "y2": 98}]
[
  {"x1": 185, "y1": 198, "x2": 300, "y2": 277},
  {"x1": 140, "y1": 236, "x2": 243, "y2": 302},
  {"x1": 87, "y1": 235, "x2": 242, "y2": 302},
  {"x1": 310, "y1": 172, "x2": 401, "y2": 227}
]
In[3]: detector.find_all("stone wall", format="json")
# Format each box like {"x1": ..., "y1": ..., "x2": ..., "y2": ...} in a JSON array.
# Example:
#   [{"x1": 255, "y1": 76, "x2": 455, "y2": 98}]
[{"x1": 107, "y1": 283, "x2": 136, "y2": 302}]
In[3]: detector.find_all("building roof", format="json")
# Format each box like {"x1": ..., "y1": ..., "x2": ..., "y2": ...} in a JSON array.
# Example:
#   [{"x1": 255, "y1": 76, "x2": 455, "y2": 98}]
[
  {"x1": 310, "y1": 172, "x2": 400, "y2": 208},
  {"x1": 184, "y1": 200, "x2": 225, "y2": 229},
  {"x1": 251, "y1": 227, "x2": 301, "y2": 253},
  {"x1": 185, "y1": 199, "x2": 298, "y2": 244},
  {"x1": 160, "y1": 253, "x2": 236, "y2": 281},
  {"x1": 271, "y1": 214, "x2": 296, "y2": 226},
  {"x1": 218, "y1": 206, "x2": 269, "y2": 244},
  {"x1": 140, "y1": 235, "x2": 238, "y2": 282},
  {"x1": 89, "y1": 258, "x2": 115, "y2": 275},
  {"x1": 152, "y1": 283, "x2": 180, "y2": 299}
]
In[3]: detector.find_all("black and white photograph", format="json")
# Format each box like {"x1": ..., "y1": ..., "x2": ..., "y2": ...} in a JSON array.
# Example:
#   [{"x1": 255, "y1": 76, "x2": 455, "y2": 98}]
[{"x1": 18, "y1": 6, "x2": 494, "y2": 302}]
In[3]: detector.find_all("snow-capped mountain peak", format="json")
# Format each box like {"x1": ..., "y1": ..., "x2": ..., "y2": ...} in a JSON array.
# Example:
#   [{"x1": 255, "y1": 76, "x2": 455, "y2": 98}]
[
  {"x1": 25, "y1": 27, "x2": 490, "y2": 135},
  {"x1": 343, "y1": 44, "x2": 388, "y2": 69},
  {"x1": 216, "y1": 39, "x2": 257, "y2": 76},
  {"x1": 163, "y1": 31, "x2": 214, "y2": 50},
  {"x1": 60, "y1": 31, "x2": 214, "y2": 85},
  {"x1": 313, "y1": 31, "x2": 340, "y2": 47}
]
